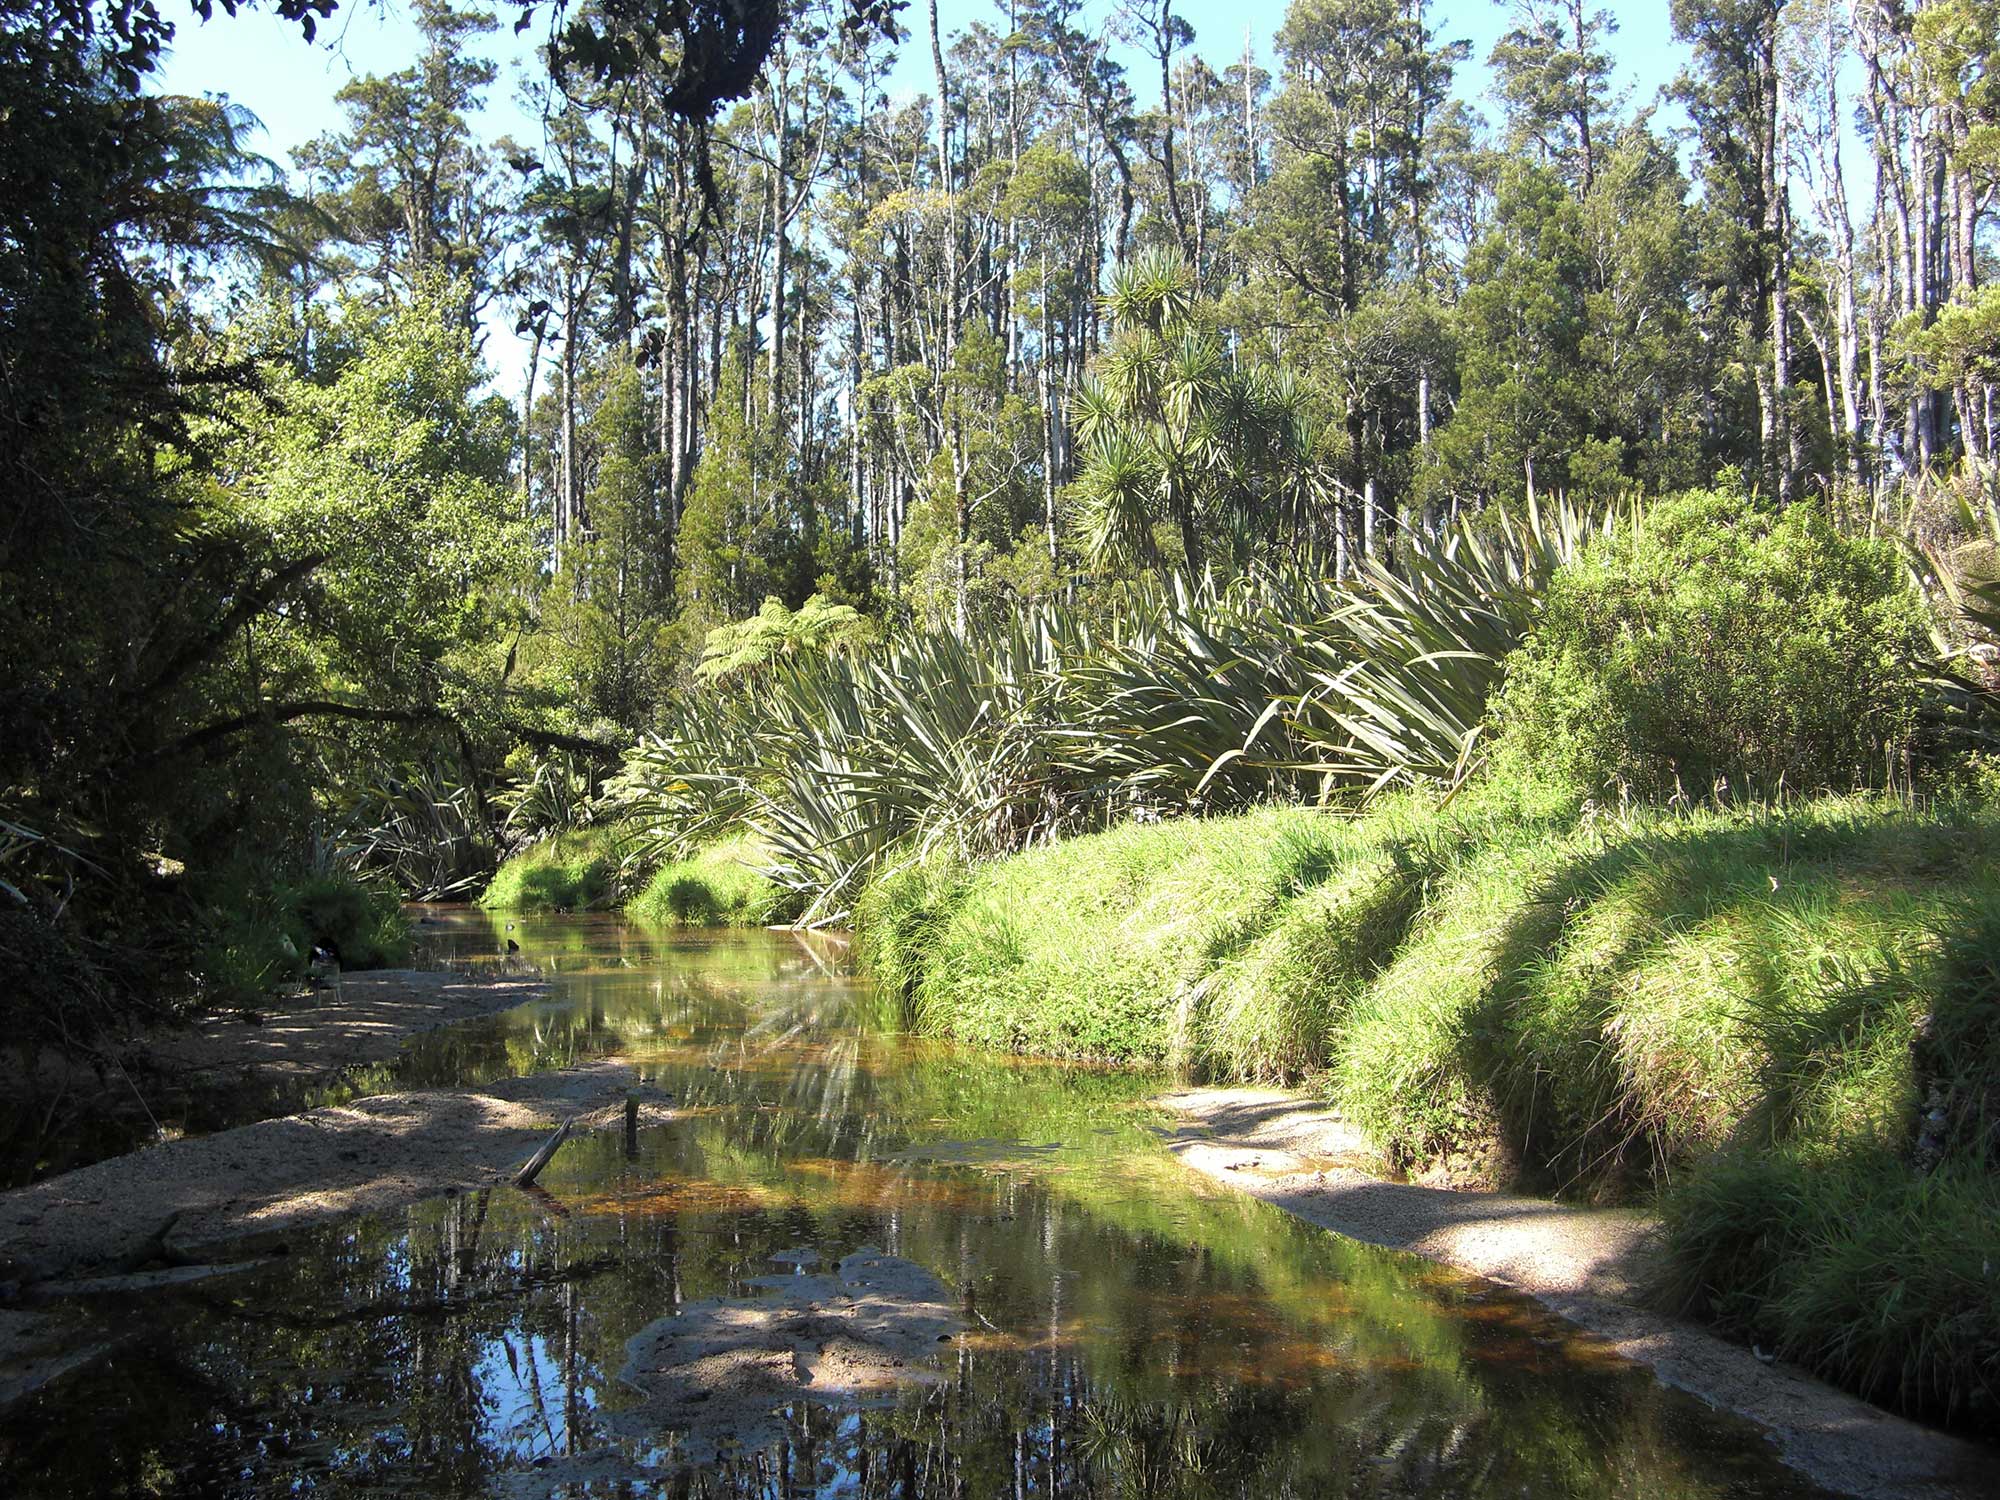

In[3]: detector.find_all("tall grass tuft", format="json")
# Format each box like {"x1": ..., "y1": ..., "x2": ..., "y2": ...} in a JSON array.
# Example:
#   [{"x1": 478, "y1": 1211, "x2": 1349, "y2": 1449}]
[
  {"x1": 627, "y1": 833, "x2": 796, "y2": 927},
  {"x1": 858, "y1": 790, "x2": 2000, "y2": 1424},
  {"x1": 480, "y1": 825, "x2": 634, "y2": 912}
]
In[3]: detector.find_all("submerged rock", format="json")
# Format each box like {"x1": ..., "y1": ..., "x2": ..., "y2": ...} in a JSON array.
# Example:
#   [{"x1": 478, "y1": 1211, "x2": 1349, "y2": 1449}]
[{"x1": 507, "y1": 1247, "x2": 961, "y2": 1489}]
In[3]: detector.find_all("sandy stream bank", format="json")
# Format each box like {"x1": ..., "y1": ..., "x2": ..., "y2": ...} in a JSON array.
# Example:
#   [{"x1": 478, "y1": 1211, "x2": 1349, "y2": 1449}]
[
  {"x1": 0, "y1": 970, "x2": 671, "y2": 1411},
  {"x1": 1158, "y1": 1086, "x2": 1996, "y2": 1500}
]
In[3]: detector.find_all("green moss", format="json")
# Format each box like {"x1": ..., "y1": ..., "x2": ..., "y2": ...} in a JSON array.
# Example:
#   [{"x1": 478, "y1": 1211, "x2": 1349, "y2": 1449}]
[
  {"x1": 627, "y1": 833, "x2": 796, "y2": 927},
  {"x1": 479, "y1": 826, "x2": 630, "y2": 912}
]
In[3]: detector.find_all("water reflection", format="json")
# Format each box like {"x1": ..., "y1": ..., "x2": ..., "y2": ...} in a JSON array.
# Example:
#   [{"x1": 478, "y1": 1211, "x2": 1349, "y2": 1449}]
[{"x1": 0, "y1": 913, "x2": 1833, "y2": 1497}]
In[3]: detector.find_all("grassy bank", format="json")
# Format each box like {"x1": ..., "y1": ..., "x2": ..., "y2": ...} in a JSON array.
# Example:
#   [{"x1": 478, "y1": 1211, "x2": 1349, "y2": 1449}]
[
  {"x1": 482, "y1": 826, "x2": 794, "y2": 928},
  {"x1": 479, "y1": 826, "x2": 630, "y2": 912},
  {"x1": 860, "y1": 792, "x2": 2000, "y2": 1424},
  {"x1": 627, "y1": 833, "x2": 796, "y2": 927}
]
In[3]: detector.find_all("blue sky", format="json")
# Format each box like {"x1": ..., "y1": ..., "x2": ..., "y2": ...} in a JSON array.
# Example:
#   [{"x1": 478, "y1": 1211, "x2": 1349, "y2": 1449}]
[{"x1": 157, "y1": 0, "x2": 1694, "y2": 169}]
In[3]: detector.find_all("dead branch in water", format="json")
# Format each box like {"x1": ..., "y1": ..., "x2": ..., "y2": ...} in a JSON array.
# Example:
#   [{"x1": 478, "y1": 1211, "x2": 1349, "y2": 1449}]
[{"x1": 511, "y1": 1118, "x2": 572, "y2": 1188}]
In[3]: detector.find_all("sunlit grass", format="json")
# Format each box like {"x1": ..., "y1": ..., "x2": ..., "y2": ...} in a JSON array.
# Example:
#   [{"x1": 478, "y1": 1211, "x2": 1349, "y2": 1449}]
[
  {"x1": 627, "y1": 832, "x2": 797, "y2": 927},
  {"x1": 478, "y1": 825, "x2": 634, "y2": 912},
  {"x1": 859, "y1": 788, "x2": 2000, "y2": 1422}
]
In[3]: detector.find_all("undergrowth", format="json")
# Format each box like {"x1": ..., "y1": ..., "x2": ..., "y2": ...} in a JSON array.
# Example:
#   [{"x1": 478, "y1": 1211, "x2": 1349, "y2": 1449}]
[
  {"x1": 199, "y1": 867, "x2": 410, "y2": 1007},
  {"x1": 627, "y1": 833, "x2": 797, "y2": 927},
  {"x1": 479, "y1": 825, "x2": 632, "y2": 912}
]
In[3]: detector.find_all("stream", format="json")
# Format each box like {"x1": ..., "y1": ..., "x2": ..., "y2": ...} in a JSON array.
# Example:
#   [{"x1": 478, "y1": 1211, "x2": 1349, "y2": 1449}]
[{"x1": 0, "y1": 908, "x2": 1837, "y2": 1497}]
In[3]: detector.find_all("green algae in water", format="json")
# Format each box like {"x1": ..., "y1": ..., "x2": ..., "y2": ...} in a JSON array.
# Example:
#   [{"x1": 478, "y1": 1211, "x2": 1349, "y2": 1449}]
[{"x1": 0, "y1": 917, "x2": 1839, "y2": 1498}]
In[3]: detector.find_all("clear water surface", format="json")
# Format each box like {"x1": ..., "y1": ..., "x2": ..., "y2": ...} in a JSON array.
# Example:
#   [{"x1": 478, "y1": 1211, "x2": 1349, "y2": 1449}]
[{"x1": 0, "y1": 908, "x2": 1841, "y2": 1498}]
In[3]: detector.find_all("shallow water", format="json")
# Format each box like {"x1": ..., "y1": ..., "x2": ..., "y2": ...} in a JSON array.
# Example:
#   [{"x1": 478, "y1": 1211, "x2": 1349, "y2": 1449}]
[{"x1": 0, "y1": 910, "x2": 1837, "y2": 1497}]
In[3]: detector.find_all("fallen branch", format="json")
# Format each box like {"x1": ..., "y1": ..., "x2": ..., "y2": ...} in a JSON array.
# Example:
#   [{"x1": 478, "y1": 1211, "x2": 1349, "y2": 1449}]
[{"x1": 511, "y1": 1117, "x2": 573, "y2": 1188}]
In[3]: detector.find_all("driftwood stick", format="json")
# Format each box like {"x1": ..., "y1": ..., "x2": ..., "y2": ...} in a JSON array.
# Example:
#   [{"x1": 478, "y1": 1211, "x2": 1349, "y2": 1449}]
[{"x1": 512, "y1": 1118, "x2": 573, "y2": 1188}]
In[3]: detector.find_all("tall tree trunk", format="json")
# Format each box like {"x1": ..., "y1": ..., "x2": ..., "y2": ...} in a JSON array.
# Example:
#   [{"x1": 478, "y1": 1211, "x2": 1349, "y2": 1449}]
[
  {"x1": 1040, "y1": 248, "x2": 1059, "y2": 564},
  {"x1": 1155, "y1": 1, "x2": 1193, "y2": 259},
  {"x1": 1760, "y1": 9, "x2": 1794, "y2": 504},
  {"x1": 559, "y1": 295, "x2": 578, "y2": 566},
  {"x1": 521, "y1": 321, "x2": 544, "y2": 519},
  {"x1": 929, "y1": 0, "x2": 960, "y2": 369},
  {"x1": 767, "y1": 86, "x2": 788, "y2": 425}
]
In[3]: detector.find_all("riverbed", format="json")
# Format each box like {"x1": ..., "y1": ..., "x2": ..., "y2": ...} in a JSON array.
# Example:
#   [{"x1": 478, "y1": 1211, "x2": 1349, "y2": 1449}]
[{"x1": 0, "y1": 908, "x2": 1869, "y2": 1496}]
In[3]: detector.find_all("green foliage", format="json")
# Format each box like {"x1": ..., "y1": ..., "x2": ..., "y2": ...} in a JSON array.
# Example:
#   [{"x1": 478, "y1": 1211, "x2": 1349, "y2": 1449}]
[
  {"x1": 670, "y1": 355, "x2": 854, "y2": 642},
  {"x1": 1492, "y1": 491, "x2": 1931, "y2": 800},
  {"x1": 627, "y1": 833, "x2": 795, "y2": 927},
  {"x1": 0, "y1": 908, "x2": 117, "y2": 1052},
  {"x1": 198, "y1": 866, "x2": 410, "y2": 1008},
  {"x1": 862, "y1": 788, "x2": 2000, "y2": 1420},
  {"x1": 0, "y1": 14, "x2": 329, "y2": 1025},
  {"x1": 1429, "y1": 145, "x2": 1707, "y2": 504},
  {"x1": 901, "y1": 810, "x2": 1360, "y2": 1065},
  {"x1": 852, "y1": 851, "x2": 972, "y2": 1017},
  {"x1": 618, "y1": 512, "x2": 1602, "y2": 928},
  {"x1": 496, "y1": 752, "x2": 601, "y2": 842},
  {"x1": 479, "y1": 826, "x2": 633, "y2": 912},
  {"x1": 531, "y1": 358, "x2": 674, "y2": 729},
  {"x1": 694, "y1": 594, "x2": 872, "y2": 683},
  {"x1": 1658, "y1": 894, "x2": 2000, "y2": 1421},
  {"x1": 1070, "y1": 247, "x2": 1328, "y2": 574},
  {"x1": 1286, "y1": 499, "x2": 1614, "y2": 792},
  {"x1": 233, "y1": 287, "x2": 527, "y2": 710},
  {"x1": 335, "y1": 764, "x2": 493, "y2": 899}
]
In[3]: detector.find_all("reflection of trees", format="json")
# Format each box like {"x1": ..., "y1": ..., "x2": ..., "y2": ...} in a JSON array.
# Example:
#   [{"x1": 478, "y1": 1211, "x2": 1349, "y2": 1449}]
[{"x1": 0, "y1": 932, "x2": 1819, "y2": 1498}]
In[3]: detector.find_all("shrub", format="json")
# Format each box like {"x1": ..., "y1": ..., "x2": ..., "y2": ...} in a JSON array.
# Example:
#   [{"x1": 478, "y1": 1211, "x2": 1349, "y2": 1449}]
[
  {"x1": 479, "y1": 826, "x2": 631, "y2": 912},
  {"x1": 1490, "y1": 490, "x2": 1930, "y2": 800},
  {"x1": 627, "y1": 833, "x2": 796, "y2": 927},
  {"x1": 198, "y1": 865, "x2": 411, "y2": 1007},
  {"x1": 0, "y1": 908, "x2": 115, "y2": 1050},
  {"x1": 287, "y1": 873, "x2": 408, "y2": 969}
]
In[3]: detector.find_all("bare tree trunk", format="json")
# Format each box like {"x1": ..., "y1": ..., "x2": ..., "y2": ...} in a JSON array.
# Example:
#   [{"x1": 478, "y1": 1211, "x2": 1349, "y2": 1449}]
[
  {"x1": 1040, "y1": 250, "x2": 1059, "y2": 565},
  {"x1": 1761, "y1": 10, "x2": 1794, "y2": 504},
  {"x1": 559, "y1": 296, "x2": 578, "y2": 565},
  {"x1": 521, "y1": 322, "x2": 544, "y2": 520},
  {"x1": 929, "y1": 0, "x2": 960, "y2": 369},
  {"x1": 767, "y1": 82, "x2": 787, "y2": 425},
  {"x1": 1152, "y1": 1, "x2": 1194, "y2": 259}
]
